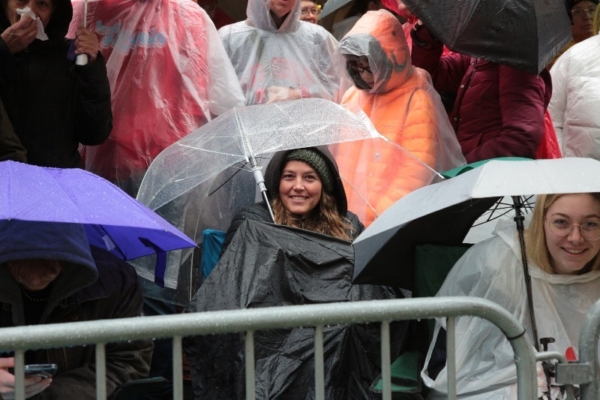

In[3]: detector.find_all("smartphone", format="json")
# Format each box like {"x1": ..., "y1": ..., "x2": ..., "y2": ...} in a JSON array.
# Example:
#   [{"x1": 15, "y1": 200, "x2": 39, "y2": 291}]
[{"x1": 23, "y1": 363, "x2": 58, "y2": 378}]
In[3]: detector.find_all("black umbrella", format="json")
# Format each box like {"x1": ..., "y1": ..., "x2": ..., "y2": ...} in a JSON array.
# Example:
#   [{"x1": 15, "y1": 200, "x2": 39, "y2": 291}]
[
  {"x1": 404, "y1": 0, "x2": 571, "y2": 74},
  {"x1": 184, "y1": 219, "x2": 408, "y2": 400}
]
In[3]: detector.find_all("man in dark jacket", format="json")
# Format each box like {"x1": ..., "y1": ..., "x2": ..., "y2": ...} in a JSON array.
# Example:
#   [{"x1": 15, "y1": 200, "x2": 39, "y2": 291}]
[
  {"x1": 0, "y1": 0, "x2": 112, "y2": 168},
  {"x1": 0, "y1": 220, "x2": 152, "y2": 399},
  {"x1": 0, "y1": 97, "x2": 26, "y2": 162},
  {"x1": 411, "y1": 23, "x2": 552, "y2": 163}
]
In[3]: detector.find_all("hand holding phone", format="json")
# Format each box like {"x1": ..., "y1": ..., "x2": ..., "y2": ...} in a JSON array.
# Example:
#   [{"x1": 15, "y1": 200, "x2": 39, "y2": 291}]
[
  {"x1": 24, "y1": 364, "x2": 58, "y2": 379},
  {"x1": 1, "y1": 358, "x2": 52, "y2": 399}
]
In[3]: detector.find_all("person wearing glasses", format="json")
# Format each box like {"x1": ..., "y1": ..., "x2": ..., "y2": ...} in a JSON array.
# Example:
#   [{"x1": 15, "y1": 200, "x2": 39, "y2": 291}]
[
  {"x1": 547, "y1": 0, "x2": 598, "y2": 68},
  {"x1": 548, "y1": 9, "x2": 600, "y2": 159},
  {"x1": 333, "y1": 9, "x2": 465, "y2": 225},
  {"x1": 422, "y1": 193, "x2": 600, "y2": 400},
  {"x1": 299, "y1": 0, "x2": 320, "y2": 24}
]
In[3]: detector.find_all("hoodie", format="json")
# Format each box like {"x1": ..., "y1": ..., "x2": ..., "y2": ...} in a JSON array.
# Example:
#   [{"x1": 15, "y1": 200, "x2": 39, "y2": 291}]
[
  {"x1": 219, "y1": 0, "x2": 342, "y2": 105},
  {"x1": 0, "y1": 0, "x2": 112, "y2": 168},
  {"x1": 334, "y1": 10, "x2": 465, "y2": 225},
  {"x1": 0, "y1": 220, "x2": 152, "y2": 399}
]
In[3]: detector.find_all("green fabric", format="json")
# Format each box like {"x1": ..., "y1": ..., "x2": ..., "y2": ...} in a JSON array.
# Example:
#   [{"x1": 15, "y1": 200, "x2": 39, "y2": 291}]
[
  {"x1": 440, "y1": 157, "x2": 531, "y2": 179},
  {"x1": 374, "y1": 244, "x2": 472, "y2": 394},
  {"x1": 415, "y1": 244, "x2": 471, "y2": 341},
  {"x1": 371, "y1": 351, "x2": 420, "y2": 393}
]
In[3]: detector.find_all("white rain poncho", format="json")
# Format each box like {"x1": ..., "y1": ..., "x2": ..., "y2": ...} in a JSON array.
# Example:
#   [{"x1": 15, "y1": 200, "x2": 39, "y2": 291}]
[
  {"x1": 68, "y1": 0, "x2": 245, "y2": 196},
  {"x1": 332, "y1": 10, "x2": 465, "y2": 225},
  {"x1": 423, "y1": 217, "x2": 600, "y2": 400},
  {"x1": 219, "y1": 0, "x2": 342, "y2": 105},
  {"x1": 549, "y1": 35, "x2": 600, "y2": 160}
]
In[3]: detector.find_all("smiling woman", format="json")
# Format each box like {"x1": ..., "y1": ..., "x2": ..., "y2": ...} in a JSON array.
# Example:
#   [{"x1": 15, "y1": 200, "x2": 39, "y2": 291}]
[
  {"x1": 220, "y1": 146, "x2": 365, "y2": 255},
  {"x1": 422, "y1": 192, "x2": 600, "y2": 400}
]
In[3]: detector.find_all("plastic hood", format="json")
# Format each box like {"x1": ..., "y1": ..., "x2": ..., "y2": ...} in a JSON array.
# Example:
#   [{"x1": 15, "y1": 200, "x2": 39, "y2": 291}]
[
  {"x1": 339, "y1": 9, "x2": 413, "y2": 94},
  {"x1": 247, "y1": 0, "x2": 301, "y2": 32}
]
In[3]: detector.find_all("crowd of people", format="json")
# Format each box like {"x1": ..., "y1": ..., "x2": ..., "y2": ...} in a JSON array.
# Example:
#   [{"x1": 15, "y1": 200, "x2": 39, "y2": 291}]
[{"x1": 1, "y1": 0, "x2": 600, "y2": 398}]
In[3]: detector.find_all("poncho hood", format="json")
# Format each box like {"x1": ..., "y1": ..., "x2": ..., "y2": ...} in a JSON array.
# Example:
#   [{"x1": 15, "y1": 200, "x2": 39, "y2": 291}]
[
  {"x1": 339, "y1": 9, "x2": 413, "y2": 94},
  {"x1": 247, "y1": 0, "x2": 301, "y2": 33}
]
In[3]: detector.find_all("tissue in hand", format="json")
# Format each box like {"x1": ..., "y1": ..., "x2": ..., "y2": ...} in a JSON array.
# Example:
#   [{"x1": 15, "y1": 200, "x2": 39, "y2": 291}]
[{"x1": 16, "y1": 7, "x2": 49, "y2": 41}]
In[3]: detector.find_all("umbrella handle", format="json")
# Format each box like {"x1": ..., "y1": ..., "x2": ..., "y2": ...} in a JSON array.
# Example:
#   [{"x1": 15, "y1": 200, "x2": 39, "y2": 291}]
[
  {"x1": 76, "y1": 54, "x2": 89, "y2": 66},
  {"x1": 76, "y1": 0, "x2": 89, "y2": 66},
  {"x1": 252, "y1": 167, "x2": 275, "y2": 223}
]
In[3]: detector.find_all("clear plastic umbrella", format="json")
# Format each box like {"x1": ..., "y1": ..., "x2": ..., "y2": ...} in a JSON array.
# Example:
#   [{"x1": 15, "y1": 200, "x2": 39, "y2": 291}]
[{"x1": 134, "y1": 98, "x2": 438, "y2": 305}]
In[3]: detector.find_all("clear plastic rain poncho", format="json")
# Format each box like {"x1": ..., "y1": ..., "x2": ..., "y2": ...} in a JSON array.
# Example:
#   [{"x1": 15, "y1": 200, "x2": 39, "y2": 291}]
[
  {"x1": 332, "y1": 10, "x2": 466, "y2": 225},
  {"x1": 219, "y1": 0, "x2": 343, "y2": 105},
  {"x1": 68, "y1": 0, "x2": 245, "y2": 196},
  {"x1": 135, "y1": 98, "x2": 395, "y2": 305},
  {"x1": 549, "y1": 35, "x2": 600, "y2": 160},
  {"x1": 423, "y1": 217, "x2": 600, "y2": 400}
]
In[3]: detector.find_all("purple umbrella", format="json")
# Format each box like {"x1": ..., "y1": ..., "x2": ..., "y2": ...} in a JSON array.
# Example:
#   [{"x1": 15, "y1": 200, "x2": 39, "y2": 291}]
[{"x1": 0, "y1": 161, "x2": 196, "y2": 286}]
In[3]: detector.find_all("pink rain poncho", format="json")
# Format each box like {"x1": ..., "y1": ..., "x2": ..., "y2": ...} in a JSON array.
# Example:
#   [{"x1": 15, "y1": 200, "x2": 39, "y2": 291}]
[
  {"x1": 219, "y1": 0, "x2": 342, "y2": 105},
  {"x1": 68, "y1": 0, "x2": 245, "y2": 195}
]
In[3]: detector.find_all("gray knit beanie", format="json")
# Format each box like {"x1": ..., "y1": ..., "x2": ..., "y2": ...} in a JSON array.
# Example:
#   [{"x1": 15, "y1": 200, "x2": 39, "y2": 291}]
[{"x1": 284, "y1": 148, "x2": 335, "y2": 194}]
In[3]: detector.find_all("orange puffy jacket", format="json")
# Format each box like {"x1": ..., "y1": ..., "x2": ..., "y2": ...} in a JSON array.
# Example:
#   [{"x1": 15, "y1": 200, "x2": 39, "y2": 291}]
[{"x1": 334, "y1": 10, "x2": 465, "y2": 225}]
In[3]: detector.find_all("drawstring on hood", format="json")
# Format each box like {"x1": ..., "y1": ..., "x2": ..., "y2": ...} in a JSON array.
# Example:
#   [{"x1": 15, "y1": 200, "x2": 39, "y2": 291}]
[
  {"x1": 339, "y1": 10, "x2": 413, "y2": 94},
  {"x1": 246, "y1": 0, "x2": 302, "y2": 33}
]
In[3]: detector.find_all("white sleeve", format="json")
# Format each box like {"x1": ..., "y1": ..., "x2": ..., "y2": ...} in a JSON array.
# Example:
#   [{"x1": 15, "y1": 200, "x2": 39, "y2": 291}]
[{"x1": 548, "y1": 53, "x2": 570, "y2": 155}]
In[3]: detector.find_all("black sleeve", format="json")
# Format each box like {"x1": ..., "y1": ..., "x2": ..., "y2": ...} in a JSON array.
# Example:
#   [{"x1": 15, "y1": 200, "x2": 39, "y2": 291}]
[
  {"x1": 0, "y1": 97, "x2": 26, "y2": 162},
  {"x1": 220, "y1": 203, "x2": 270, "y2": 257},
  {"x1": 346, "y1": 211, "x2": 365, "y2": 240},
  {"x1": 220, "y1": 209, "x2": 250, "y2": 258},
  {"x1": 73, "y1": 51, "x2": 113, "y2": 146}
]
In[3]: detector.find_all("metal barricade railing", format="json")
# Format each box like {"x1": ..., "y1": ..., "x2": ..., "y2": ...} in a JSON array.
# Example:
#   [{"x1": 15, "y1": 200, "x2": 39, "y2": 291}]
[
  {"x1": 0, "y1": 297, "x2": 537, "y2": 400},
  {"x1": 556, "y1": 298, "x2": 600, "y2": 400}
]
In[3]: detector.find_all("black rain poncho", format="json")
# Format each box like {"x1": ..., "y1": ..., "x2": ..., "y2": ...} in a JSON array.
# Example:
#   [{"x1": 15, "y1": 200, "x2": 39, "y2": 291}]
[{"x1": 184, "y1": 219, "x2": 407, "y2": 399}]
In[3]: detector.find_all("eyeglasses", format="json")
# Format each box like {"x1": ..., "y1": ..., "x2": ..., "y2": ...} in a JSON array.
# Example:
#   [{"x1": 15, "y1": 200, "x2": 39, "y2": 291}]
[
  {"x1": 546, "y1": 218, "x2": 600, "y2": 241},
  {"x1": 348, "y1": 61, "x2": 372, "y2": 74},
  {"x1": 571, "y1": 6, "x2": 597, "y2": 17},
  {"x1": 301, "y1": 8, "x2": 320, "y2": 16}
]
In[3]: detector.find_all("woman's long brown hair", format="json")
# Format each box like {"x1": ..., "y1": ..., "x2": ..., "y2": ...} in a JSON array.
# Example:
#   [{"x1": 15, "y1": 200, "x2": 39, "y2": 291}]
[{"x1": 272, "y1": 192, "x2": 355, "y2": 240}]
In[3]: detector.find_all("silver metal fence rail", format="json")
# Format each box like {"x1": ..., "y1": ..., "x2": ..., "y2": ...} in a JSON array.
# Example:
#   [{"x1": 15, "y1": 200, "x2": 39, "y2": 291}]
[
  {"x1": 556, "y1": 298, "x2": 600, "y2": 400},
  {"x1": 0, "y1": 297, "x2": 537, "y2": 400}
]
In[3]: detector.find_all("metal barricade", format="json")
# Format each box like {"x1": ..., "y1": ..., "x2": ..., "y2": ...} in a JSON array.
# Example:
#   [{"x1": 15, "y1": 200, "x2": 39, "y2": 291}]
[
  {"x1": 0, "y1": 297, "x2": 537, "y2": 400},
  {"x1": 556, "y1": 298, "x2": 600, "y2": 400}
]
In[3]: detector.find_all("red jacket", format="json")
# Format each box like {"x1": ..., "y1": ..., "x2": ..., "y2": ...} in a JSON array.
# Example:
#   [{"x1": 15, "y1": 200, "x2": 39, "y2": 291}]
[{"x1": 411, "y1": 26, "x2": 552, "y2": 163}]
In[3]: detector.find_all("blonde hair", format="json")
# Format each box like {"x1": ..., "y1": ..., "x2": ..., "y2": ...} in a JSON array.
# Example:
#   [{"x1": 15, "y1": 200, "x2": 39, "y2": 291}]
[
  {"x1": 525, "y1": 193, "x2": 600, "y2": 274},
  {"x1": 272, "y1": 192, "x2": 355, "y2": 240},
  {"x1": 594, "y1": 5, "x2": 600, "y2": 35}
]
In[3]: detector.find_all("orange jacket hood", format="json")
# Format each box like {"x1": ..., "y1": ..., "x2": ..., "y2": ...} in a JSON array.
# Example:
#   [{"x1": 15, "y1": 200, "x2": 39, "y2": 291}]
[{"x1": 338, "y1": 10, "x2": 413, "y2": 94}]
